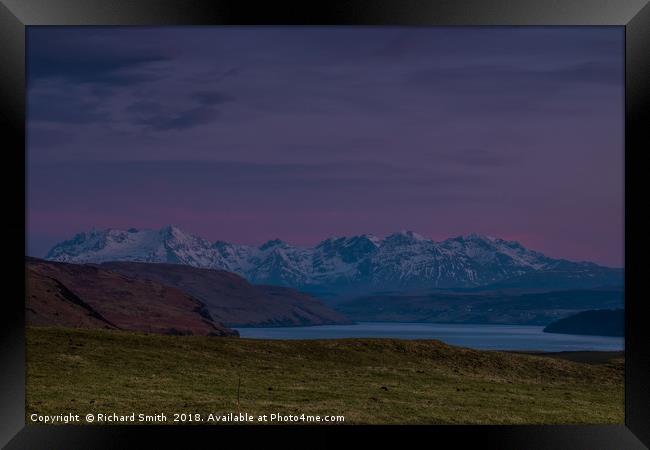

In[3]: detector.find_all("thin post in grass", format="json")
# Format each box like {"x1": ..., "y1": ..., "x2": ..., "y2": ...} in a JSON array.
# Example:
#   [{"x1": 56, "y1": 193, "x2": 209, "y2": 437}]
[{"x1": 237, "y1": 369, "x2": 241, "y2": 413}]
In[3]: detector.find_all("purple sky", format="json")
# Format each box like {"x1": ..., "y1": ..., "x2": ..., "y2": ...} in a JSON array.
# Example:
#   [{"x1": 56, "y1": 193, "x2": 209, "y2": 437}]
[{"x1": 27, "y1": 27, "x2": 624, "y2": 267}]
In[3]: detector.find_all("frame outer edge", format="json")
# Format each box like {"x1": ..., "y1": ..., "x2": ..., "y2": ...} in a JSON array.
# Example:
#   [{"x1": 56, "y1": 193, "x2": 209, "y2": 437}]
[
  {"x1": 625, "y1": 1, "x2": 650, "y2": 447},
  {"x1": 0, "y1": 0, "x2": 647, "y2": 448},
  {"x1": 0, "y1": 0, "x2": 649, "y2": 25},
  {"x1": 0, "y1": 1, "x2": 26, "y2": 449}
]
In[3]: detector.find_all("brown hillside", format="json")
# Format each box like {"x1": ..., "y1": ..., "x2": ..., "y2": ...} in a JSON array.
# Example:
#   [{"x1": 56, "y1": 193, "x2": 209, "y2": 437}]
[
  {"x1": 100, "y1": 261, "x2": 351, "y2": 327},
  {"x1": 26, "y1": 258, "x2": 237, "y2": 336}
]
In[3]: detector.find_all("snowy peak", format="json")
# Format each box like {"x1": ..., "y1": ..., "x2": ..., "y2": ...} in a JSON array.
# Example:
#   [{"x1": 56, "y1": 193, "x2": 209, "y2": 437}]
[
  {"x1": 316, "y1": 235, "x2": 380, "y2": 261},
  {"x1": 259, "y1": 239, "x2": 288, "y2": 251},
  {"x1": 45, "y1": 226, "x2": 619, "y2": 292},
  {"x1": 385, "y1": 230, "x2": 429, "y2": 244},
  {"x1": 440, "y1": 233, "x2": 549, "y2": 270},
  {"x1": 159, "y1": 224, "x2": 187, "y2": 239},
  {"x1": 45, "y1": 225, "x2": 217, "y2": 267},
  {"x1": 456, "y1": 233, "x2": 494, "y2": 241}
]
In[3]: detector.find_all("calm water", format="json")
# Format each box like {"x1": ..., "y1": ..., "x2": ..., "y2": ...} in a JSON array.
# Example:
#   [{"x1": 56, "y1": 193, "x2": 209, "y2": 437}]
[{"x1": 235, "y1": 322, "x2": 624, "y2": 352}]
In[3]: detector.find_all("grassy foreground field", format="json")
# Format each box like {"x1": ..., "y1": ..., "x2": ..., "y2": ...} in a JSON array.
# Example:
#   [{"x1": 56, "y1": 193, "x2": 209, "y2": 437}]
[{"x1": 26, "y1": 327, "x2": 623, "y2": 425}]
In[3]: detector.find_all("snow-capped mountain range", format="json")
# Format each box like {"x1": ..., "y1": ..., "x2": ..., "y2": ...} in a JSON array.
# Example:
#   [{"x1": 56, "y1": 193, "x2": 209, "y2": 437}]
[{"x1": 45, "y1": 225, "x2": 622, "y2": 294}]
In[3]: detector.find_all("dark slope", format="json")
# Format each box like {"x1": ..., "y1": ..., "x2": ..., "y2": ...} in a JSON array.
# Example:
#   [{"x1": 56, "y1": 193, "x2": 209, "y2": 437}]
[
  {"x1": 543, "y1": 309, "x2": 624, "y2": 337},
  {"x1": 27, "y1": 258, "x2": 237, "y2": 336},
  {"x1": 100, "y1": 261, "x2": 351, "y2": 327}
]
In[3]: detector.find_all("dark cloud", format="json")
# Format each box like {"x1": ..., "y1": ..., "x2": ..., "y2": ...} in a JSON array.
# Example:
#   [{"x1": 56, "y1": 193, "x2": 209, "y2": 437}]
[
  {"x1": 27, "y1": 29, "x2": 169, "y2": 86},
  {"x1": 122, "y1": 93, "x2": 232, "y2": 131},
  {"x1": 28, "y1": 92, "x2": 108, "y2": 124},
  {"x1": 136, "y1": 106, "x2": 219, "y2": 130}
]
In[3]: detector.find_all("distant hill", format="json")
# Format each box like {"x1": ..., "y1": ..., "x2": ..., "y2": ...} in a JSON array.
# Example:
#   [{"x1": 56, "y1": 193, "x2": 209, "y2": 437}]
[
  {"x1": 543, "y1": 309, "x2": 624, "y2": 337},
  {"x1": 45, "y1": 225, "x2": 623, "y2": 296},
  {"x1": 98, "y1": 261, "x2": 351, "y2": 327},
  {"x1": 480, "y1": 267, "x2": 624, "y2": 291},
  {"x1": 26, "y1": 266, "x2": 119, "y2": 330},
  {"x1": 26, "y1": 258, "x2": 237, "y2": 336},
  {"x1": 335, "y1": 288, "x2": 624, "y2": 325}
]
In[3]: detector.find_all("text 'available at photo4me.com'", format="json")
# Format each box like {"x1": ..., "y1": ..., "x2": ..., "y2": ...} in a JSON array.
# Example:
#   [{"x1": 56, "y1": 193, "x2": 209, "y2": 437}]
[{"x1": 29, "y1": 411, "x2": 346, "y2": 424}]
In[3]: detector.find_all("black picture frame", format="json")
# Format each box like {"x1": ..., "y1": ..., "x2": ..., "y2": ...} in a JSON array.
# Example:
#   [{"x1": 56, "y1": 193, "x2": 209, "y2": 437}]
[{"x1": 1, "y1": 1, "x2": 648, "y2": 448}]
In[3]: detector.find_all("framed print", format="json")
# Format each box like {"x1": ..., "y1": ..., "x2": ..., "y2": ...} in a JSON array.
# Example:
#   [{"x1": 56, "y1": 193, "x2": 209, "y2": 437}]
[{"x1": 1, "y1": 0, "x2": 648, "y2": 448}]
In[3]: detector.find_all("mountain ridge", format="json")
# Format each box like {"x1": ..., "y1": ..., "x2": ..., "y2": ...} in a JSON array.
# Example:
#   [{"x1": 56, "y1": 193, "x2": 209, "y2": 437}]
[{"x1": 45, "y1": 225, "x2": 623, "y2": 295}]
